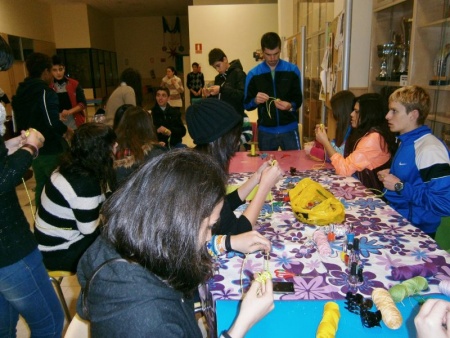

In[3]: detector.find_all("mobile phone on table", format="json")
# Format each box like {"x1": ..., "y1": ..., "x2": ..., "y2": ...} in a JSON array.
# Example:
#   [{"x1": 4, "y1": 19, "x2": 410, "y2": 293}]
[{"x1": 272, "y1": 281, "x2": 295, "y2": 293}]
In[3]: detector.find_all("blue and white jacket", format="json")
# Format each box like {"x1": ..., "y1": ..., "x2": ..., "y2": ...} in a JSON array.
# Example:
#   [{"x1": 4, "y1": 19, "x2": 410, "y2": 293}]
[
  {"x1": 385, "y1": 125, "x2": 450, "y2": 234},
  {"x1": 244, "y1": 59, "x2": 302, "y2": 134}
]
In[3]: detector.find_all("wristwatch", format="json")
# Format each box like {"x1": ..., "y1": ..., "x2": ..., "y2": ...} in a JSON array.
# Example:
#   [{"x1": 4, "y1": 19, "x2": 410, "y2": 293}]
[{"x1": 394, "y1": 181, "x2": 404, "y2": 194}]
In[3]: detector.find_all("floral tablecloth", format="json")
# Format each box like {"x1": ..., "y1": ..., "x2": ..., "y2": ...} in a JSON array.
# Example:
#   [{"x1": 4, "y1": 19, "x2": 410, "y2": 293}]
[{"x1": 201, "y1": 169, "x2": 450, "y2": 336}]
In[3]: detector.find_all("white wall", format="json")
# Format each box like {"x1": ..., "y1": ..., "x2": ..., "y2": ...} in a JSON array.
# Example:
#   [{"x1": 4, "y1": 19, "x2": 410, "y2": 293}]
[
  {"x1": 51, "y1": 4, "x2": 90, "y2": 48},
  {"x1": 348, "y1": 0, "x2": 372, "y2": 88},
  {"x1": 334, "y1": 0, "x2": 373, "y2": 88},
  {"x1": 114, "y1": 16, "x2": 189, "y2": 82},
  {"x1": 0, "y1": 0, "x2": 54, "y2": 41},
  {"x1": 278, "y1": 0, "x2": 294, "y2": 40},
  {"x1": 88, "y1": 5, "x2": 115, "y2": 51},
  {"x1": 188, "y1": 4, "x2": 278, "y2": 82}
]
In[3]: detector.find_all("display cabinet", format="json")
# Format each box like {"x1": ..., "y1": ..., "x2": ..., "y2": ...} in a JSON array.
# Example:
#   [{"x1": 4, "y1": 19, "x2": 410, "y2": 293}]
[
  {"x1": 369, "y1": 0, "x2": 450, "y2": 148},
  {"x1": 56, "y1": 48, "x2": 118, "y2": 100},
  {"x1": 294, "y1": 0, "x2": 335, "y2": 142}
]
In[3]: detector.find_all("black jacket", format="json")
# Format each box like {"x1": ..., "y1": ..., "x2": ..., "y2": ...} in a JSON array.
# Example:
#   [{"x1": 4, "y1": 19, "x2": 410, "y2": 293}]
[
  {"x1": 213, "y1": 59, "x2": 247, "y2": 117},
  {"x1": 77, "y1": 236, "x2": 202, "y2": 337},
  {"x1": 0, "y1": 137, "x2": 37, "y2": 268},
  {"x1": 12, "y1": 78, "x2": 68, "y2": 156},
  {"x1": 151, "y1": 104, "x2": 186, "y2": 147},
  {"x1": 214, "y1": 189, "x2": 252, "y2": 236}
]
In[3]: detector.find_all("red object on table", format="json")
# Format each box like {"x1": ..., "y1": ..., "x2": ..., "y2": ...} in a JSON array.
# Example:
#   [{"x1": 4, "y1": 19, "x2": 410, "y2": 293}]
[{"x1": 229, "y1": 150, "x2": 332, "y2": 173}]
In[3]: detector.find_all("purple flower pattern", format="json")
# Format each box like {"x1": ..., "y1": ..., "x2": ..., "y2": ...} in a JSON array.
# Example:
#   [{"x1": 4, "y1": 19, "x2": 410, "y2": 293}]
[{"x1": 204, "y1": 170, "x2": 450, "y2": 305}]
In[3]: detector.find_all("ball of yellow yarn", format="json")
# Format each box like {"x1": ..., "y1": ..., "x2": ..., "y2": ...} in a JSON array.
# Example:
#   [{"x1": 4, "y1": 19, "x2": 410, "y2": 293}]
[{"x1": 316, "y1": 301, "x2": 340, "y2": 338}]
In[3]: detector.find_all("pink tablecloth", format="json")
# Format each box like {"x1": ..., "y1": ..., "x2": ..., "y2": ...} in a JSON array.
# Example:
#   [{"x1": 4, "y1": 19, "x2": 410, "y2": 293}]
[{"x1": 229, "y1": 150, "x2": 332, "y2": 173}]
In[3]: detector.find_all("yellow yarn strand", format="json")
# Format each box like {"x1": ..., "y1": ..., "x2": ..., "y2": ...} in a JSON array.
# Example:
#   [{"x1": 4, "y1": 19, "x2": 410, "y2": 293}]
[
  {"x1": 365, "y1": 188, "x2": 386, "y2": 198},
  {"x1": 240, "y1": 252, "x2": 272, "y2": 295},
  {"x1": 22, "y1": 178, "x2": 37, "y2": 223},
  {"x1": 265, "y1": 97, "x2": 279, "y2": 120}
]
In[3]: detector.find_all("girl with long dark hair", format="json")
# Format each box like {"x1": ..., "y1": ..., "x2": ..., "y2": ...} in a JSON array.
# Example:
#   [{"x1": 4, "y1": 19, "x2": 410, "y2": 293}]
[
  {"x1": 77, "y1": 149, "x2": 274, "y2": 336},
  {"x1": 35, "y1": 123, "x2": 118, "y2": 272},
  {"x1": 316, "y1": 93, "x2": 397, "y2": 191},
  {"x1": 114, "y1": 106, "x2": 166, "y2": 183}
]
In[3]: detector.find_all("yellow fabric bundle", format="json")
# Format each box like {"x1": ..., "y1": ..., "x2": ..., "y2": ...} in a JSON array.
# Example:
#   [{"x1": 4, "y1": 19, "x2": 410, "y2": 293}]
[{"x1": 289, "y1": 178, "x2": 345, "y2": 225}]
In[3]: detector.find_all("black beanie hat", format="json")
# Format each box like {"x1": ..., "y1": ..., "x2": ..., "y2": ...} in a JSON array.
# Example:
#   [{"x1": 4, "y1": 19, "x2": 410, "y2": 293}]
[{"x1": 186, "y1": 98, "x2": 242, "y2": 145}]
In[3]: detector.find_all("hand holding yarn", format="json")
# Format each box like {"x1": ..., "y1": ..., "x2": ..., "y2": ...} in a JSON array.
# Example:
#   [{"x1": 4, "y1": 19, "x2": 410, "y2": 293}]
[
  {"x1": 228, "y1": 275, "x2": 274, "y2": 338},
  {"x1": 255, "y1": 92, "x2": 270, "y2": 104},
  {"x1": 273, "y1": 99, "x2": 291, "y2": 111},
  {"x1": 414, "y1": 299, "x2": 450, "y2": 338},
  {"x1": 259, "y1": 160, "x2": 284, "y2": 190},
  {"x1": 22, "y1": 128, "x2": 45, "y2": 149},
  {"x1": 230, "y1": 231, "x2": 272, "y2": 254}
]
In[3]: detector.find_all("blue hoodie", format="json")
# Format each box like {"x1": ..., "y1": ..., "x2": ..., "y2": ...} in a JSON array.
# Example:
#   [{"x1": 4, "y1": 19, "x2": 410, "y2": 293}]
[{"x1": 385, "y1": 125, "x2": 450, "y2": 234}]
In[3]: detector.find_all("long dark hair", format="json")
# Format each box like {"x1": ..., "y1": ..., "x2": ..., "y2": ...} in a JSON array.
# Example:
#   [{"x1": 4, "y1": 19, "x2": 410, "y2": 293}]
[
  {"x1": 120, "y1": 68, "x2": 143, "y2": 106},
  {"x1": 102, "y1": 149, "x2": 226, "y2": 296},
  {"x1": 195, "y1": 122, "x2": 241, "y2": 174},
  {"x1": 345, "y1": 93, "x2": 397, "y2": 158},
  {"x1": 330, "y1": 90, "x2": 354, "y2": 147},
  {"x1": 112, "y1": 104, "x2": 133, "y2": 131},
  {"x1": 58, "y1": 123, "x2": 117, "y2": 193},
  {"x1": 115, "y1": 106, "x2": 159, "y2": 162},
  {"x1": 0, "y1": 35, "x2": 14, "y2": 71}
]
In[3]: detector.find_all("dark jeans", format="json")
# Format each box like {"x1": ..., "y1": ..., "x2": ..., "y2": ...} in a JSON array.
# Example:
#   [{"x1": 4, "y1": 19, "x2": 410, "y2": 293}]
[
  {"x1": 0, "y1": 249, "x2": 64, "y2": 337},
  {"x1": 258, "y1": 129, "x2": 301, "y2": 151}
]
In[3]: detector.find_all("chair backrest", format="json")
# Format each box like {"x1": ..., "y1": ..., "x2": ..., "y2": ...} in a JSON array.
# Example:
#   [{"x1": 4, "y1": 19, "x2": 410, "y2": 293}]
[
  {"x1": 436, "y1": 216, "x2": 450, "y2": 251},
  {"x1": 64, "y1": 313, "x2": 90, "y2": 338}
]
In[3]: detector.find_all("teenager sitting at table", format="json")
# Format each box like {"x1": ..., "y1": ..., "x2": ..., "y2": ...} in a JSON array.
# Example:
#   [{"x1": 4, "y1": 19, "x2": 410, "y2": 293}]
[
  {"x1": 77, "y1": 149, "x2": 274, "y2": 337},
  {"x1": 378, "y1": 85, "x2": 450, "y2": 238},
  {"x1": 35, "y1": 123, "x2": 117, "y2": 272},
  {"x1": 315, "y1": 93, "x2": 397, "y2": 191},
  {"x1": 186, "y1": 99, "x2": 281, "y2": 252},
  {"x1": 311, "y1": 90, "x2": 355, "y2": 160},
  {"x1": 151, "y1": 86, "x2": 187, "y2": 149},
  {"x1": 114, "y1": 106, "x2": 166, "y2": 184}
]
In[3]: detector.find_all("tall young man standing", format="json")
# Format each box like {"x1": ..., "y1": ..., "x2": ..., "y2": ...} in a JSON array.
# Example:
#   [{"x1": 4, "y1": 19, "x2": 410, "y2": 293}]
[
  {"x1": 203, "y1": 48, "x2": 252, "y2": 150},
  {"x1": 12, "y1": 53, "x2": 73, "y2": 208},
  {"x1": 378, "y1": 85, "x2": 450, "y2": 238},
  {"x1": 244, "y1": 32, "x2": 303, "y2": 151}
]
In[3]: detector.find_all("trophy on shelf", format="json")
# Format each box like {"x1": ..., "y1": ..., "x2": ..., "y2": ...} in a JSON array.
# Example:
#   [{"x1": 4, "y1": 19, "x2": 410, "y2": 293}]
[
  {"x1": 377, "y1": 44, "x2": 388, "y2": 79},
  {"x1": 429, "y1": 43, "x2": 450, "y2": 86},
  {"x1": 401, "y1": 17, "x2": 413, "y2": 74},
  {"x1": 376, "y1": 17, "x2": 413, "y2": 81}
]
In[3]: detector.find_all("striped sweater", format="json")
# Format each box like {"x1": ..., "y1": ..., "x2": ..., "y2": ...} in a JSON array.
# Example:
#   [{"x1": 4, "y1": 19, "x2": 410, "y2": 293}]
[{"x1": 35, "y1": 169, "x2": 105, "y2": 259}]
